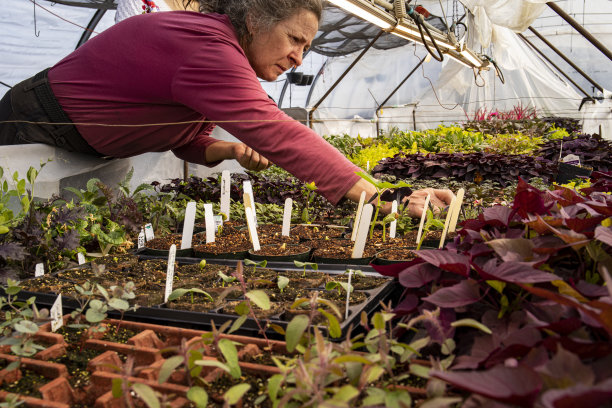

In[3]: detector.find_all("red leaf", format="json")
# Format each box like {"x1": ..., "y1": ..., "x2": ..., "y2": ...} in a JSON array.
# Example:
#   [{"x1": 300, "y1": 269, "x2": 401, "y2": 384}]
[
  {"x1": 415, "y1": 249, "x2": 471, "y2": 277},
  {"x1": 482, "y1": 260, "x2": 560, "y2": 283},
  {"x1": 540, "y1": 378, "x2": 612, "y2": 408},
  {"x1": 422, "y1": 279, "x2": 481, "y2": 308},
  {"x1": 398, "y1": 263, "x2": 441, "y2": 288},
  {"x1": 430, "y1": 365, "x2": 542, "y2": 407}
]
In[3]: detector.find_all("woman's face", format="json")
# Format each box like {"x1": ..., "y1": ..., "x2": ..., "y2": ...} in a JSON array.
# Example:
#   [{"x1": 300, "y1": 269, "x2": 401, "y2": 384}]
[{"x1": 245, "y1": 10, "x2": 318, "y2": 81}]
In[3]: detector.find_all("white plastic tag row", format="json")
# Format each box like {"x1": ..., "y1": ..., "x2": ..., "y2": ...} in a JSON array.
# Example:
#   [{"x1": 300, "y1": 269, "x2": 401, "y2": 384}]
[
  {"x1": 352, "y1": 204, "x2": 373, "y2": 259},
  {"x1": 180, "y1": 201, "x2": 197, "y2": 250},
  {"x1": 448, "y1": 188, "x2": 465, "y2": 233},
  {"x1": 345, "y1": 269, "x2": 353, "y2": 321},
  {"x1": 164, "y1": 244, "x2": 177, "y2": 303},
  {"x1": 77, "y1": 252, "x2": 86, "y2": 265},
  {"x1": 282, "y1": 198, "x2": 293, "y2": 237}
]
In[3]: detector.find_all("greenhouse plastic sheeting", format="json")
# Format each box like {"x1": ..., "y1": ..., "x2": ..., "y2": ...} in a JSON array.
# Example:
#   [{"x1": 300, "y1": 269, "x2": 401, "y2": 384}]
[
  {"x1": 582, "y1": 90, "x2": 612, "y2": 141},
  {"x1": 0, "y1": 127, "x2": 245, "y2": 199},
  {"x1": 460, "y1": 0, "x2": 548, "y2": 48}
]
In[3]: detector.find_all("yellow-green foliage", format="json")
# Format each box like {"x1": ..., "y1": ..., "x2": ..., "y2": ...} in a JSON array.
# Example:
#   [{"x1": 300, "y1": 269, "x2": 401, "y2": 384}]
[
  {"x1": 387, "y1": 125, "x2": 486, "y2": 154},
  {"x1": 545, "y1": 126, "x2": 570, "y2": 140},
  {"x1": 349, "y1": 144, "x2": 399, "y2": 170},
  {"x1": 483, "y1": 132, "x2": 544, "y2": 155}
]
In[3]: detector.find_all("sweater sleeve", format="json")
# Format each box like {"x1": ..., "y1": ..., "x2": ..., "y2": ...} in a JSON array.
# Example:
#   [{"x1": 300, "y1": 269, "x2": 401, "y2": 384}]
[
  {"x1": 171, "y1": 132, "x2": 222, "y2": 167},
  {"x1": 171, "y1": 36, "x2": 362, "y2": 204}
]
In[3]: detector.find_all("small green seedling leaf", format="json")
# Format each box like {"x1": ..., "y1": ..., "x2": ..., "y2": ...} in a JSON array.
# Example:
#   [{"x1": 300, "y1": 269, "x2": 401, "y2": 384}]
[
  {"x1": 286, "y1": 314, "x2": 309, "y2": 352},
  {"x1": 224, "y1": 383, "x2": 251, "y2": 405}
]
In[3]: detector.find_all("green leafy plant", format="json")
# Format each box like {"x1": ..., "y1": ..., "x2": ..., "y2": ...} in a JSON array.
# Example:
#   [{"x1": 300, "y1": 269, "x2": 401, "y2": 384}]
[
  {"x1": 0, "y1": 279, "x2": 50, "y2": 368},
  {"x1": 350, "y1": 144, "x2": 399, "y2": 170},
  {"x1": 167, "y1": 287, "x2": 213, "y2": 304},
  {"x1": 355, "y1": 171, "x2": 410, "y2": 239},
  {"x1": 293, "y1": 260, "x2": 319, "y2": 277},
  {"x1": 301, "y1": 181, "x2": 318, "y2": 224}
]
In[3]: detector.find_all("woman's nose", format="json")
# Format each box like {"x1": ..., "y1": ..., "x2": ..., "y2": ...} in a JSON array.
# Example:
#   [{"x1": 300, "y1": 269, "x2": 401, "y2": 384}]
[{"x1": 289, "y1": 48, "x2": 304, "y2": 67}]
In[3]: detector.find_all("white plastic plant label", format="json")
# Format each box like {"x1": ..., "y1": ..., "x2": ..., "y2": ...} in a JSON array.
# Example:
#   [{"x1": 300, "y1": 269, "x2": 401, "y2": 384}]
[
  {"x1": 220, "y1": 170, "x2": 231, "y2": 221},
  {"x1": 562, "y1": 153, "x2": 581, "y2": 166},
  {"x1": 282, "y1": 198, "x2": 293, "y2": 236},
  {"x1": 243, "y1": 181, "x2": 257, "y2": 224},
  {"x1": 448, "y1": 188, "x2": 466, "y2": 233},
  {"x1": 137, "y1": 228, "x2": 145, "y2": 249},
  {"x1": 352, "y1": 204, "x2": 373, "y2": 259},
  {"x1": 214, "y1": 215, "x2": 223, "y2": 232},
  {"x1": 204, "y1": 203, "x2": 215, "y2": 244},
  {"x1": 245, "y1": 207, "x2": 260, "y2": 251},
  {"x1": 144, "y1": 223, "x2": 154, "y2": 241},
  {"x1": 345, "y1": 269, "x2": 353, "y2": 321},
  {"x1": 416, "y1": 194, "x2": 431, "y2": 245},
  {"x1": 439, "y1": 195, "x2": 457, "y2": 249},
  {"x1": 164, "y1": 244, "x2": 177, "y2": 303},
  {"x1": 35, "y1": 263, "x2": 44, "y2": 277},
  {"x1": 50, "y1": 294, "x2": 63, "y2": 332},
  {"x1": 389, "y1": 200, "x2": 398, "y2": 239},
  {"x1": 181, "y1": 201, "x2": 197, "y2": 249},
  {"x1": 351, "y1": 191, "x2": 367, "y2": 242},
  {"x1": 77, "y1": 253, "x2": 86, "y2": 265}
]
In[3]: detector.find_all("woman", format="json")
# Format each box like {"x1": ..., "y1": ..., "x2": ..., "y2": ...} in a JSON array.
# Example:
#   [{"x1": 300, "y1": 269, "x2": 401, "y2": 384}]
[{"x1": 0, "y1": 0, "x2": 452, "y2": 215}]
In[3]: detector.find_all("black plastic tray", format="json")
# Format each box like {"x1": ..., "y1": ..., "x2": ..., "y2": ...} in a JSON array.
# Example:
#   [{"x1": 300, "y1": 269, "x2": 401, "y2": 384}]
[{"x1": 3, "y1": 256, "x2": 399, "y2": 340}]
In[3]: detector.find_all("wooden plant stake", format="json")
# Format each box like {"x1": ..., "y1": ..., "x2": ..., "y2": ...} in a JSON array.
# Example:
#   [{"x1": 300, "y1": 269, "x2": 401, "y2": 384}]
[
  {"x1": 448, "y1": 188, "x2": 465, "y2": 233},
  {"x1": 415, "y1": 194, "x2": 431, "y2": 245},
  {"x1": 245, "y1": 207, "x2": 261, "y2": 251},
  {"x1": 243, "y1": 181, "x2": 257, "y2": 224},
  {"x1": 352, "y1": 204, "x2": 373, "y2": 259},
  {"x1": 180, "y1": 201, "x2": 197, "y2": 249},
  {"x1": 439, "y1": 195, "x2": 457, "y2": 249}
]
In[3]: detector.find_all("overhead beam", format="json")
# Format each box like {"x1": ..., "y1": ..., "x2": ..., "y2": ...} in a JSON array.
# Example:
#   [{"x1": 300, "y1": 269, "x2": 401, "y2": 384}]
[
  {"x1": 547, "y1": 2, "x2": 612, "y2": 62},
  {"x1": 308, "y1": 29, "x2": 384, "y2": 128},
  {"x1": 528, "y1": 26, "x2": 603, "y2": 93},
  {"x1": 377, "y1": 57, "x2": 425, "y2": 111},
  {"x1": 518, "y1": 33, "x2": 593, "y2": 100}
]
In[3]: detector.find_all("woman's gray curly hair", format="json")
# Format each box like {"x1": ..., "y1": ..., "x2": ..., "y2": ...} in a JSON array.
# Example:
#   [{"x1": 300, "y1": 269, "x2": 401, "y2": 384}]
[{"x1": 196, "y1": 0, "x2": 323, "y2": 45}]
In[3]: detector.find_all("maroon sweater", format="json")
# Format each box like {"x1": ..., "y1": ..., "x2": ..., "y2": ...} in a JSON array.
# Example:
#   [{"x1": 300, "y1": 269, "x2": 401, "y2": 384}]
[{"x1": 47, "y1": 11, "x2": 360, "y2": 204}]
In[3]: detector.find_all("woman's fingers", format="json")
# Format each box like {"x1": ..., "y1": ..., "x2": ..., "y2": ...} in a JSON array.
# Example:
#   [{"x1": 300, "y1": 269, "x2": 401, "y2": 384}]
[{"x1": 236, "y1": 144, "x2": 270, "y2": 171}]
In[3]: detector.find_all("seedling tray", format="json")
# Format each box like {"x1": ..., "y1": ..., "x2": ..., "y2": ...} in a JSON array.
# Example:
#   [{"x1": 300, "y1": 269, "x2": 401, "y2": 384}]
[{"x1": 5, "y1": 256, "x2": 399, "y2": 341}]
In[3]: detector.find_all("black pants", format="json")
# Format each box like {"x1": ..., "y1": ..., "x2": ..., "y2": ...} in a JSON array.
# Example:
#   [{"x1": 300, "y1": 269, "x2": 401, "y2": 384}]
[{"x1": 0, "y1": 69, "x2": 103, "y2": 156}]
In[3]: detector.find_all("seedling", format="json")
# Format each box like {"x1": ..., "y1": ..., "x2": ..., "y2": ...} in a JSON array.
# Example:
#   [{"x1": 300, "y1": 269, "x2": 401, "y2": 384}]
[
  {"x1": 243, "y1": 258, "x2": 267, "y2": 274},
  {"x1": 301, "y1": 181, "x2": 318, "y2": 224},
  {"x1": 293, "y1": 260, "x2": 319, "y2": 277},
  {"x1": 355, "y1": 171, "x2": 411, "y2": 239},
  {"x1": 199, "y1": 259, "x2": 207, "y2": 270},
  {"x1": 277, "y1": 276, "x2": 290, "y2": 294},
  {"x1": 416, "y1": 209, "x2": 445, "y2": 250},
  {"x1": 218, "y1": 271, "x2": 237, "y2": 287},
  {"x1": 167, "y1": 288, "x2": 213, "y2": 304}
]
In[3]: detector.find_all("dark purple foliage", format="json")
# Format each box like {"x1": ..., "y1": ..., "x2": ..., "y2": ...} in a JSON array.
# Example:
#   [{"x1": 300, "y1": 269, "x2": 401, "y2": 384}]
[
  {"x1": 422, "y1": 279, "x2": 481, "y2": 308},
  {"x1": 537, "y1": 134, "x2": 612, "y2": 174},
  {"x1": 430, "y1": 365, "x2": 543, "y2": 407},
  {"x1": 372, "y1": 152, "x2": 557, "y2": 186}
]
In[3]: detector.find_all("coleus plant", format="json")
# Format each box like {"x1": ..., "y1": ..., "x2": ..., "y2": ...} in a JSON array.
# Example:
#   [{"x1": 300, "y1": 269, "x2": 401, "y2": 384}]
[
  {"x1": 372, "y1": 151, "x2": 557, "y2": 187},
  {"x1": 372, "y1": 172, "x2": 612, "y2": 407}
]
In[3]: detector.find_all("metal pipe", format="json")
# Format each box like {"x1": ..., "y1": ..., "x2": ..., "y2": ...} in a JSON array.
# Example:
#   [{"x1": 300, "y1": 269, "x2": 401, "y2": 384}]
[
  {"x1": 376, "y1": 57, "x2": 425, "y2": 111},
  {"x1": 278, "y1": 49, "x2": 311, "y2": 108},
  {"x1": 76, "y1": 8, "x2": 106, "y2": 48},
  {"x1": 547, "y1": 2, "x2": 612, "y2": 62},
  {"x1": 518, "y1": 33, "x2": 593, "y2": 100},
  {"x1": 308, "y1": 30, "x2": 385, "y2": 128},
  {"x1": 528, "y1": 26, "x2": 603, "y2": 93}
]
